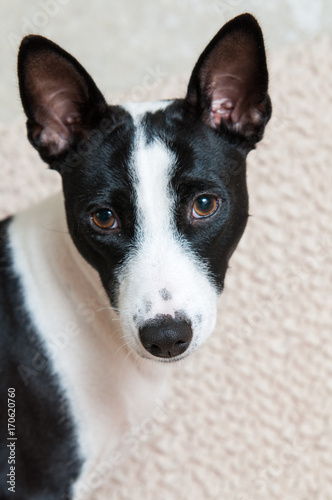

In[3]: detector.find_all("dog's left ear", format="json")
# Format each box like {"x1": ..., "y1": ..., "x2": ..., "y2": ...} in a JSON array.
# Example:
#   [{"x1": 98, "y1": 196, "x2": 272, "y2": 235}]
[
  {"x1": 186, "y1": 13, "x2": 271, "y2": 146},
  {"x1": 18, "y1": 35, "x2": 108, "y2": 164}
]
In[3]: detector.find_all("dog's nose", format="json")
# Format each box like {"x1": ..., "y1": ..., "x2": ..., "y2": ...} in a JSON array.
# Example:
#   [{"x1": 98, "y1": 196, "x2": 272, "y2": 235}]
[{"x1": 139, "y1": 315, "x2": 193, "y2": 359}]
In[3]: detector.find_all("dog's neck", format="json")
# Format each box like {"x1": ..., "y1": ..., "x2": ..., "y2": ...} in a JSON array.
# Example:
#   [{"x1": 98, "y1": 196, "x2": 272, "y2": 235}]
[{"x1": 8, "y1": 192, "x2": 169, "y2": 481}]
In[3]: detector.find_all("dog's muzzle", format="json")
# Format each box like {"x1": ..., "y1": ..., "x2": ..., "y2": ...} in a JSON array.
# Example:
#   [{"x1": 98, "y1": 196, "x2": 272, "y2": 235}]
[{"x1": 139, "y1": 315, "x2": 193, "y2": 359}]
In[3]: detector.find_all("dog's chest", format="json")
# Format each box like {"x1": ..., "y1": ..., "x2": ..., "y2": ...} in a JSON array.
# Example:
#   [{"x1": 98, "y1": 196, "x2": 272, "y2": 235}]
[{"x1": 8, "y1": 193, "x2": 168, "y2": 497}]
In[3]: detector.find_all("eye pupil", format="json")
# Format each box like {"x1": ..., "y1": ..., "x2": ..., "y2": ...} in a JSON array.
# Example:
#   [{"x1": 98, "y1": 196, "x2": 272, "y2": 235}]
[
  {"x1": 193, "y1": 195, "x2": 218, "y2": 218},
  {"x1": 198, "y1": 197, "x2": 212, "y2": 211},
  {"x1": 98, "y1": 210, "x2": 112, "y2": 222}
]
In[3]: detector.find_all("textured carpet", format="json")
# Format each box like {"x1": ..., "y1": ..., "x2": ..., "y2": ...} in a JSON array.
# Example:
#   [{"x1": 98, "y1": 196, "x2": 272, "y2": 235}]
[{"x1": 1, "y1": 36, "x2": 331, "y2": 499}]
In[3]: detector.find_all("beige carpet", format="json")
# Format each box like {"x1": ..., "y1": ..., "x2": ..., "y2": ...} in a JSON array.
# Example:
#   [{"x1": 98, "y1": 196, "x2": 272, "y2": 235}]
[{"x1": 1, "y1": 36, "x2": 332, "y2": 499}]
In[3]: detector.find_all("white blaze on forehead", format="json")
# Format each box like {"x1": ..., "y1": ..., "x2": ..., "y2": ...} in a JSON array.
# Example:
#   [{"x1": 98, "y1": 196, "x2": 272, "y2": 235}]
[
  {"x1": 134, "y1": 131, "x2": 175, "y2": 239},
  {"x1": 123, "y1": 100, "x2": 173, "y2": 126},
  {"x1": 122, "y1": 101, "x2": 177, "y2": 238}
]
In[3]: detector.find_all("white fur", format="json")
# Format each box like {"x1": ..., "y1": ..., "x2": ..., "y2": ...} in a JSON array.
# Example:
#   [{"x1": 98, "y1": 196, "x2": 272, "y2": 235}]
[{"x1": 123, "y1": 100, "x2": 172, "y2": 125}]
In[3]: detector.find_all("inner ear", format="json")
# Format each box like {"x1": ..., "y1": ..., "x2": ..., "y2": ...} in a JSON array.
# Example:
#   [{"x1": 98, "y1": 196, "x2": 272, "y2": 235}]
[
  {"x1": 186, "y1": 14, "x2": 271, "y2": 146},
  {"x1": 18, "y1": 35, "x2": 107, "y2": 162}
]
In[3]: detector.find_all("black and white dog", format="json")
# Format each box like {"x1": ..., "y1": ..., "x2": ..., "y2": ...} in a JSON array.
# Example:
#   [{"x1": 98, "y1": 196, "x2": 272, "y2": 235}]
[{"x1": 0, "y1": 13, "x2": 271, "y2": 499}]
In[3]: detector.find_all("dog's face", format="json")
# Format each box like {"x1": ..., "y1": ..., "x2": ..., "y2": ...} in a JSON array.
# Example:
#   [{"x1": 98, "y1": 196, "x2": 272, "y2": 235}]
[{"x1": 17, "y1": 14, "x2": 271, "y2": 362}]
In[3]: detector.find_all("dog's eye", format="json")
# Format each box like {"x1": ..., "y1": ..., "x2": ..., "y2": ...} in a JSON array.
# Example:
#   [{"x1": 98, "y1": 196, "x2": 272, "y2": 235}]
[
  {"x1": 92, "y1": 209, "x2": 118, "y2": 229},
  {"x1": 192, "y1": 195, "x2": 219, "y2": 218}
]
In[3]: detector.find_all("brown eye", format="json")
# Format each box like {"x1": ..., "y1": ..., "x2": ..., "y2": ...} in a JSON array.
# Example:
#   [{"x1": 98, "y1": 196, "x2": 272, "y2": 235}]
[
  {"x1": 92, "y1": 209, "x2": 118, "y2": 229},
  {"x1": 192, "y1": 195, "x2": 219, "y2": 218}
]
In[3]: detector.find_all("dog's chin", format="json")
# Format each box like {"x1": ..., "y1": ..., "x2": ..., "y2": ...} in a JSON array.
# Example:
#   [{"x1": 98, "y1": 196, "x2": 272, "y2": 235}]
[
  {"x1": 143, "y1": 352, "x2": 191, "y2": 364},
  {"x1": 131, "y1": 345, "x2": 194, "y2": 364}
]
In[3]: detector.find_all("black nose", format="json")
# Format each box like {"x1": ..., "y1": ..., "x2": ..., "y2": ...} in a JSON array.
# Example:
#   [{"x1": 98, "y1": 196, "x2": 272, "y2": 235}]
[{"x1": 139, "y1": 315, "x2": 193, "y2": 359}]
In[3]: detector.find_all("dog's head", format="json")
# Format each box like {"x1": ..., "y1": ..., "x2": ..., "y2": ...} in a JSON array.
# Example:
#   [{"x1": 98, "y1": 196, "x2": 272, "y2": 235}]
[{"x1": 17, "y1": 14, "x2": 271, "y2": 362}]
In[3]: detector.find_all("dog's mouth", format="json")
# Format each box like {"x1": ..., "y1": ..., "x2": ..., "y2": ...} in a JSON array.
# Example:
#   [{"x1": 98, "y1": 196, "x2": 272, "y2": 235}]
[{"x1": 136, "y1": 348, "x2": 192, "y2": 364}]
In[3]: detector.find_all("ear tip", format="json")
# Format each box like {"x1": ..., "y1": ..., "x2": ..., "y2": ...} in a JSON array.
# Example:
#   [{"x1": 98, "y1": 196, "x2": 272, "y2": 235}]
[
  {"x1": 232, "y1": 12, "x2": 259, "y2": 24},
  {"x1": 18, "y1": 34, "x2": 58, "y2": 61},
  {"x1": 237, "y1": 12, "x2": 259, "y2": 22},
  {"x1": 227, "y1": 13, "x2": 263, "y2": 34},
  {"x1": 20, "y1": 34, "x2": 47, "y2": 48}
]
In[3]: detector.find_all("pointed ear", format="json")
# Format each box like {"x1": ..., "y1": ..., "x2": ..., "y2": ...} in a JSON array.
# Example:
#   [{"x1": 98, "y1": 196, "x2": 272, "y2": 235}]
[
  {"x1": 186, "y1": 13, "x2": 271, "y2": 146},
  {"x1": 18, "y1": 35, "x2": 107, "y2": 163}
]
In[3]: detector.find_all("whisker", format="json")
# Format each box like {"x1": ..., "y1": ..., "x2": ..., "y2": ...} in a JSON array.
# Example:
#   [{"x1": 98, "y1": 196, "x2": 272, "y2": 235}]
[{"x1": 114, "y1": 338, "x2": 132, "y2": 358}]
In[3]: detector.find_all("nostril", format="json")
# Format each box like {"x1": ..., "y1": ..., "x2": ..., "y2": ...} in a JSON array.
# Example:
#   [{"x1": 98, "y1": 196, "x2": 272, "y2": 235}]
[
  {"x1": 175, "y1": 340, "x2": 187, "y2": 348},
  {"x1": 150, "y1": 344, "x2": 163, "y2": 356}
]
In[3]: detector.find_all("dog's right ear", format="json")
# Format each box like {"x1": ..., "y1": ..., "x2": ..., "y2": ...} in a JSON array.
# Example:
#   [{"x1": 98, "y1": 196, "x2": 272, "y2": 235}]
[{"x1": 18, "y1": 35, "x2": 108, "y2": 164}]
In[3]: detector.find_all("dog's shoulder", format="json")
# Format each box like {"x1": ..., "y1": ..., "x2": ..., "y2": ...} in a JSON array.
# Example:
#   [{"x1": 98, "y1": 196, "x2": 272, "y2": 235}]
[{"x1": 0, "y1": 216, "x2": 82, "y2": 499}]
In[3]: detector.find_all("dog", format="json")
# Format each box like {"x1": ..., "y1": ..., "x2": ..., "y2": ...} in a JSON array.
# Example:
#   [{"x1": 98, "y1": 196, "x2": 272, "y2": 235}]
[{"x1": 0, "y1": 13, "x2": 271, "y2": 499}]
